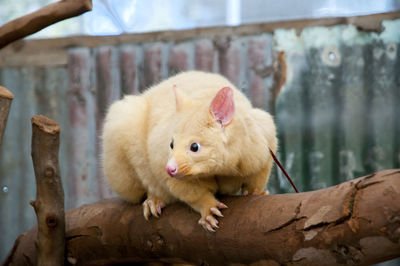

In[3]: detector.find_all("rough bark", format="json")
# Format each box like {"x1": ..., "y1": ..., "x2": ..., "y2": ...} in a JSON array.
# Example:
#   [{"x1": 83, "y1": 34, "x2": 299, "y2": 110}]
[
  {"x1": 29, "y1": 115, "x2": 65, "y2": 266},
  {"x1": 0, "y1": 86, "x2": 14, "y2": 148},
  {"x1": 0, "y1": 0, "x2": 92, "y2": 49},
  {"x1": 3, "y1": 169, "x2": 400, "y2": 266}
]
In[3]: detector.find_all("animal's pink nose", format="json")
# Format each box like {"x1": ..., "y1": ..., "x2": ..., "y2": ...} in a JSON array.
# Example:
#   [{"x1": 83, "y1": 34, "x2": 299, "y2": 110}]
[
  {"x1": 166, "y1": 157, "x2": 178, "y2": 177},
  {"x1": 166, "y1": 166, "x2": 177, "y2": 177}
]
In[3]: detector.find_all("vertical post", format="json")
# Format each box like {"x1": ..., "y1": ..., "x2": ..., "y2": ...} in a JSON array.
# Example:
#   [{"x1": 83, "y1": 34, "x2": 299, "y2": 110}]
[
  {"x1": 0, "y1": 86, "x2": 14, "y2": 148},
  {"x1": 30, "y1": 115, "x2": 65, "y2": 266},
  {"x1": 67, "y1": 48, "x2": 100, "y2": 208}
]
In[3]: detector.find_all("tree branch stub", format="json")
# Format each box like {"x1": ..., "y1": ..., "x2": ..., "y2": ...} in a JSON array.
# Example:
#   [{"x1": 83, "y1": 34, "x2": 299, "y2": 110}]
[
  {"x1": 30, "y1": 115, "x2": 65, "y2": 266},
  {"x1": 0, "y1": 86, "x2": 14, "y2": 148}
]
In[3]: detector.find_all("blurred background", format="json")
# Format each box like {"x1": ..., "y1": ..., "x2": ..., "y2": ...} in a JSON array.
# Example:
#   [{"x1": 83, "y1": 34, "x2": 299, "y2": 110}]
[
  {"x1": 0, "y1": 0, "x2": 400, "y2": 263},
  {"x1": 1, "y1": 0, "x2": 400, "y2": 37}
]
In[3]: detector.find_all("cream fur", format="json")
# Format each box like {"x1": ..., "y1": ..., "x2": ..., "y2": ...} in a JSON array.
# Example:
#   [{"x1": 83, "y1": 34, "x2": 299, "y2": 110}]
[{"x1": 102, "y1": 71, "x2": 277, "y2": 229}]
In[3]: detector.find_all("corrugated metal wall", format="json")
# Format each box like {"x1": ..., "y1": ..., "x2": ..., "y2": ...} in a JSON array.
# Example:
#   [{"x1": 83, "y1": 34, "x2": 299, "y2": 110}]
[
  {"x1": 1, "y1": 20, "x2": 399, "y2": 261},
  {"x1": 274, "y1": 22, "x2": 400, "y2": 193}
]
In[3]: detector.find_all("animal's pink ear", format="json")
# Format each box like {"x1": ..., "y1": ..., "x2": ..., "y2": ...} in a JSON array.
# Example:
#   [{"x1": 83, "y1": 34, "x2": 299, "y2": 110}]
[{"x1": 209, "y1": 87, "x2": 235, "y2": 127}]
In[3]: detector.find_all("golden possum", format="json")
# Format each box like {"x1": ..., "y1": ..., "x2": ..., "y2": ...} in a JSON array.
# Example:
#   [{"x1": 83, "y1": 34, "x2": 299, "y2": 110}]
[{"x1": 102, "y1": 71, "x2": 277, "y2": 232}]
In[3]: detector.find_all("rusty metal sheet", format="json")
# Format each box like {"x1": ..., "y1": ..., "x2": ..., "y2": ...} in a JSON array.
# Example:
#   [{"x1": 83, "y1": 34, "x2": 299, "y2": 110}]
[
  {"x1": 274, "y1": 20, "x2": 400, "y2": 192},
  {"x1": 95, "y1": 46, "x2": 121, "y2": 199},
  {"x1": 67, "y1": 48, "x2": 101, "y2": 208},
  {"x1": 0, "y1": 66, "x2": 71, "y2": 260},
  {"x1": 0, "y1": 67, "x2": 36, "y2": 261}
]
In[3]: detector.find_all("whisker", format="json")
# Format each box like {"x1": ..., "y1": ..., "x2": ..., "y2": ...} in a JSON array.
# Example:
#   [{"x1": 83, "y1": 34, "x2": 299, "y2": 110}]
[{"x1": 178, "y1": 162, "x2": 191, "y2": 176}]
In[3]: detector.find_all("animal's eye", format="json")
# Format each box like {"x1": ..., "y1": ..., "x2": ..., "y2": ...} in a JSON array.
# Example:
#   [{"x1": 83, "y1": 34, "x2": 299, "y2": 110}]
[
  {"x1": 190, "y1": 142, "x2": 201, "y2": 152},
  {"x1": 170, "y1": 140, "x2": 174, "y2": 149}
]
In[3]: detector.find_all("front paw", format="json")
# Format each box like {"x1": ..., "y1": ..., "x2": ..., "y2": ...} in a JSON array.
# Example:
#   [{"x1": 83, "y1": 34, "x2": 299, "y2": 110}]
[
  {"x1": 198, "y1": 201, "x2": 228, "y2": 232},
  {"x1": 142, "y1": 197, "x2": 166, "y2": 220}
]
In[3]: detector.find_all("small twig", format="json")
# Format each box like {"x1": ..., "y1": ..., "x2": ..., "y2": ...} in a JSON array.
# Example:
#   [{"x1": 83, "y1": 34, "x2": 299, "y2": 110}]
[
  {"x1": 269, "y1": 148, "x2": 299, "y2": 193},
  {"x1": 0, "y1": 0, "x2": 93, "y2": 49},
  {"x1": 31, "y1": 115, "x2": 65, "y2": 266},
  {"x1": 0, "y1": 86, "x2": 14, "y2": 148}
]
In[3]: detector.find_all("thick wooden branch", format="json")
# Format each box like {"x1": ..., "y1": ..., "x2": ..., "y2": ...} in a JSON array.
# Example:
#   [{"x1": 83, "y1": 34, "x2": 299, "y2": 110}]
[
  {"x1": 3, "y1": 169, "x2": 400, "y2": 265},
  {"x1": 29, "y1": 115, "x2": 65, "y2": 266},
  {"x1": 0, "y1": 86, "x2": 14, "y2": 148},
  {"x1": 0, "y1": 0, "x2": 92, "y2": 49}
]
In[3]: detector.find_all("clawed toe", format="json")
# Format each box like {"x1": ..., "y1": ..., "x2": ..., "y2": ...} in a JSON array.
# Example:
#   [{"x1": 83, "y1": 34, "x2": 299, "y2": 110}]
[
  {"x1": 206, "y1": 215, "x2": 219, "y2": 228},
  {"x1": 198, "y1": 217, "x2": 217, "y2": 232},
  {"x1": 199, "y1": 202, "x2": 228, "y2": 232},
  {"x1": 143, "y1": 198, "x2": 165, "y2": 220},
  {"x1": 216, "y1": 201, "x2": 228, "y2": 209},
  {"x1": 143, "y1": 202, "x2": 151, "y2": 220},
  {"x1": 198, "y1": 214, "x2": 219, "y2": 232},
  {"x1": 210, "y1": 207, "x2": 223, "y2": 217}
]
